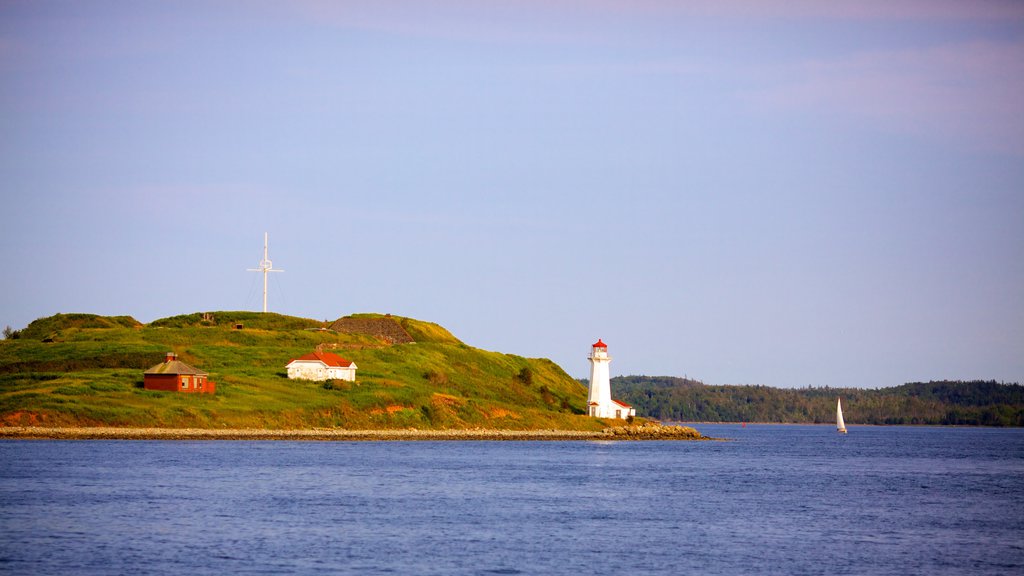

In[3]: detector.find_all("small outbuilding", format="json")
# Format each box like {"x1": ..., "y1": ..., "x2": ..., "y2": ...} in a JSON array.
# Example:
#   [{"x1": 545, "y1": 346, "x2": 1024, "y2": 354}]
[
  {"x1": 144, "y1": 352, "x2": 215, "y2": 394},
  {"x1": 286, "y1": 351, "x2": 357, "y2": 382}
]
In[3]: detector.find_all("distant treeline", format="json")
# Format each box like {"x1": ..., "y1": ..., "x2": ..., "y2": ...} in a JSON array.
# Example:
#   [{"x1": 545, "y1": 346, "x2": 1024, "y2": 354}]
[{"x1": 608, "y1": 377, "x2": 1024, "y2": 427}]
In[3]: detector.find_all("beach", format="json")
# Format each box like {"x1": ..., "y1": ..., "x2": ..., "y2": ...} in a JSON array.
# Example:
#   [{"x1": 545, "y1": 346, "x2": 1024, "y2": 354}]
[{"x1": 0, "y1": 424, "x2": 707, "y2": 441}]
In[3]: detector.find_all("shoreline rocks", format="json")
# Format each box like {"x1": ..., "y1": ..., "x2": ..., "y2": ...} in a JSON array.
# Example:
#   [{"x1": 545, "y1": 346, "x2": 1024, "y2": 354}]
[
  {"x1": 603, "y1": 424, "x2": 706, "y2": 439},
  {"x1": 0, "y1": 424, "x2": 710, "y2": 442}
]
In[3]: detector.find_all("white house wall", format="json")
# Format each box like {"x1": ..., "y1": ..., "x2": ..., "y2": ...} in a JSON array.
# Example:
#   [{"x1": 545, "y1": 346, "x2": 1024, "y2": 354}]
[
  {"x1": 287, "y1": 361, "x2": 328, "y2": 381},
  {"x1": 612, "y1": 403, "x2": 636, "y2": 419},
  {"x1": 326, "y1": 366, "x2": 357, "y2": 382},
  {"x1": 287, "y1": 361, "x2": 357, "y2": 382},
  {"x1": 590, "y1": 403, "x2": 632, "y2": 419}
]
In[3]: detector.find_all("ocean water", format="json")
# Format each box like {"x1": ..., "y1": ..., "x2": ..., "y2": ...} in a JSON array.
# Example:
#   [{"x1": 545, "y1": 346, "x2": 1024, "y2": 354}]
[{"x1": 1, "y1": 425, "x2": 1022, "y2": 575}]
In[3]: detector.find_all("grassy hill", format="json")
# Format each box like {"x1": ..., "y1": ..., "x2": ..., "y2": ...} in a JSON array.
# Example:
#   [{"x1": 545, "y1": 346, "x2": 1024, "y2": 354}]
[{"x1": 0, "y1": 312, "x2": 613, "y2": 431}]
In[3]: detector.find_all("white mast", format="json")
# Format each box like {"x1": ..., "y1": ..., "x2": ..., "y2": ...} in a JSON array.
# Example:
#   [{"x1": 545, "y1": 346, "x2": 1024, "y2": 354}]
[{"x1": 247, "y1": 232, "x2": 283, "y2": 313}]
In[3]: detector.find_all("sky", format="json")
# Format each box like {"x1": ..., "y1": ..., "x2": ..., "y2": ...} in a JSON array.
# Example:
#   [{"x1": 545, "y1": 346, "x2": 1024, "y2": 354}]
[{"x1": 1, "y1": 0, "x2": 1022, "y2": 388}]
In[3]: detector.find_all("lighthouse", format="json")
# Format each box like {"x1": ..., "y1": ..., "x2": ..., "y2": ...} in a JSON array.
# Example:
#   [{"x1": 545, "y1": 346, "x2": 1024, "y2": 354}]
[{"x1": 587, "y1": 339, "x2": 635, "y2": 419}]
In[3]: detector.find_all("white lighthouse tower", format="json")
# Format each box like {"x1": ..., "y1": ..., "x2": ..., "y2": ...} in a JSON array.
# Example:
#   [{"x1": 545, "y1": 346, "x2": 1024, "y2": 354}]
[
  {"x1": 587, "y1": 339, "x2": 635, "y2": 419},
  {"x1": 587, "y1": 339, "x2": 613, "y2": 417}
]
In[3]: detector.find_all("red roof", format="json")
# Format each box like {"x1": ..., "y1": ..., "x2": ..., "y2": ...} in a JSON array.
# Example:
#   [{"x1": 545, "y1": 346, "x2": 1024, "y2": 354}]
[
  {"x1": 612, "y1": 399, "x2": 632, "y2": 408},
  {"x1": 292, "y1": 351, "x2": 353, "y2": 368},
  {"x1": 592, "y1": 339, "x2": 607, "y2": 348}
]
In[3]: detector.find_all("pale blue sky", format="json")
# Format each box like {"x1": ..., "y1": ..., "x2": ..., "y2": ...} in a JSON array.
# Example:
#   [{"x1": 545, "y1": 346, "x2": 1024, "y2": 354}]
[{"x1": 2, "y1": 1, "x2": 1022, "y2": 387}]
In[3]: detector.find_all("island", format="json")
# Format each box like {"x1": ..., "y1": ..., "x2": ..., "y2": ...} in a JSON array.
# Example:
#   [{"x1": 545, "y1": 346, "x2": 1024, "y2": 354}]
[{"x1": 0, "y1": 312, "x2": 708, "y2": 440}]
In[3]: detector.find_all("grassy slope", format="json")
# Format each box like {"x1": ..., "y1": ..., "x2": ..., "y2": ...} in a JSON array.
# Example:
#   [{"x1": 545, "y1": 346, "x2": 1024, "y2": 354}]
[{"x1": 0, "y1": 312, "x2": 613, "y2": 431}]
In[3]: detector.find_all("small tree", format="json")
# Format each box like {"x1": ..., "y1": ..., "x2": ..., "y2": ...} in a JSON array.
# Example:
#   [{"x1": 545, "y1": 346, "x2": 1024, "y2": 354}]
[{"x1": 2, "y1": 326, "x2": 19, "y2": 340}]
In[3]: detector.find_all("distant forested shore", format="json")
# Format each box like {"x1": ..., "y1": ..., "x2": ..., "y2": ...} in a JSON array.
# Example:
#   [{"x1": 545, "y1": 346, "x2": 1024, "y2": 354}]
[{"x1": 608, "y1": 377, "x2": 1024, "y2": 427}]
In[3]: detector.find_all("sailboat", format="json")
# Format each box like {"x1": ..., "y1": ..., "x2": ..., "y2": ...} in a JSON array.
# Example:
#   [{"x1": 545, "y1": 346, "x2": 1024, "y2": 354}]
[{"x1": 836, "y1": 398, "x2": 848, "y2": 434}]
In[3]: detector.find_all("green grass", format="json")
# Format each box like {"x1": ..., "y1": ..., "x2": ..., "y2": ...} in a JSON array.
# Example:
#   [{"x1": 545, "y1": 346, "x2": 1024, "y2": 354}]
[
  {"x1": 0, "y1": 311, "x2": 613, "y2": 431},
  {"x1": 18, "y1": 313, "x2": 142, "y2": 340}
]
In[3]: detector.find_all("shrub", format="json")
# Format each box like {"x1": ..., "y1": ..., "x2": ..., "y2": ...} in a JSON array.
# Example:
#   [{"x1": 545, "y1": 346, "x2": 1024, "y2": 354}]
[
  {"x1": 420, "y1": 405, "x2": 434, "y2": 423},
  {"x1": 516, "y1": 367, "x2": 534, "y2": 386},
  {"x1": 424, "y1": 369, "x2": 448, "y2": 385}
]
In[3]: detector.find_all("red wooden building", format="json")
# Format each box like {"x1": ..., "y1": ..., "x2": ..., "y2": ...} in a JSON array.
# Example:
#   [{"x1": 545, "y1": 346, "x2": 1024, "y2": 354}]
[{"x1": 144, "y1": 352, "x2": 215, "y2": 394}]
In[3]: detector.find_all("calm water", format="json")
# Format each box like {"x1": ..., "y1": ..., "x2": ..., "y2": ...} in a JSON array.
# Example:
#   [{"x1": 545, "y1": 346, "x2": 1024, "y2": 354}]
[{"x1": 1, "y1": 425, "x2": 1022, "y2": 575}]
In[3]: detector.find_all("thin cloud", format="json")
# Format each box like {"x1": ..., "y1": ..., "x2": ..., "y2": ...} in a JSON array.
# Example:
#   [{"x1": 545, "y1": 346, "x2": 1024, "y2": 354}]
[
  {"x1": 744, "y1": 40, "x2": 1024, "y2": 156},
  {"x1": 283, "y1": 0, "x2": 1024, "y2": 36},
  {"x1": 282, "y1": 0, "x2": 592, "y2": 44},
  {"x1": 571, "y1": 0, "x2": 1024, "y2": 21}
]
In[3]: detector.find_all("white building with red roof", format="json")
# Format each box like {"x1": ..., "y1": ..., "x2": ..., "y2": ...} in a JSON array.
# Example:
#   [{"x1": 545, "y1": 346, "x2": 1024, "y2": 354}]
[
  {"x1": 286, "y1": 351, "x2": 357, "y2": 382},
  {"x1": 587, "y1": 339, "x2": 635, "y2": 419}
]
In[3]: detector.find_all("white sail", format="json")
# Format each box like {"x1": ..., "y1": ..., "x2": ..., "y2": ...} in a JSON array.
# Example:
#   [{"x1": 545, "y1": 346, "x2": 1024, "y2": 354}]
[{"x1": 837, "y1": 398, "x2": 847, "y2": 434}]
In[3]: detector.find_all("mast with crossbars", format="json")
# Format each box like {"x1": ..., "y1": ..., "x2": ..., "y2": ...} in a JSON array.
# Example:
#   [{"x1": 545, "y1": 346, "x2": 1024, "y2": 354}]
[{"x1": 247, "y1": 232, "x2": 283, "y2": 313}]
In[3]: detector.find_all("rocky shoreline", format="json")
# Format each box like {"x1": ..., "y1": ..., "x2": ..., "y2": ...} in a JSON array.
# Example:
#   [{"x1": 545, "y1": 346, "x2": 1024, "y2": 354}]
[{"x1": 0, "y1": 424, "x2": 710, "y2": 441}]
